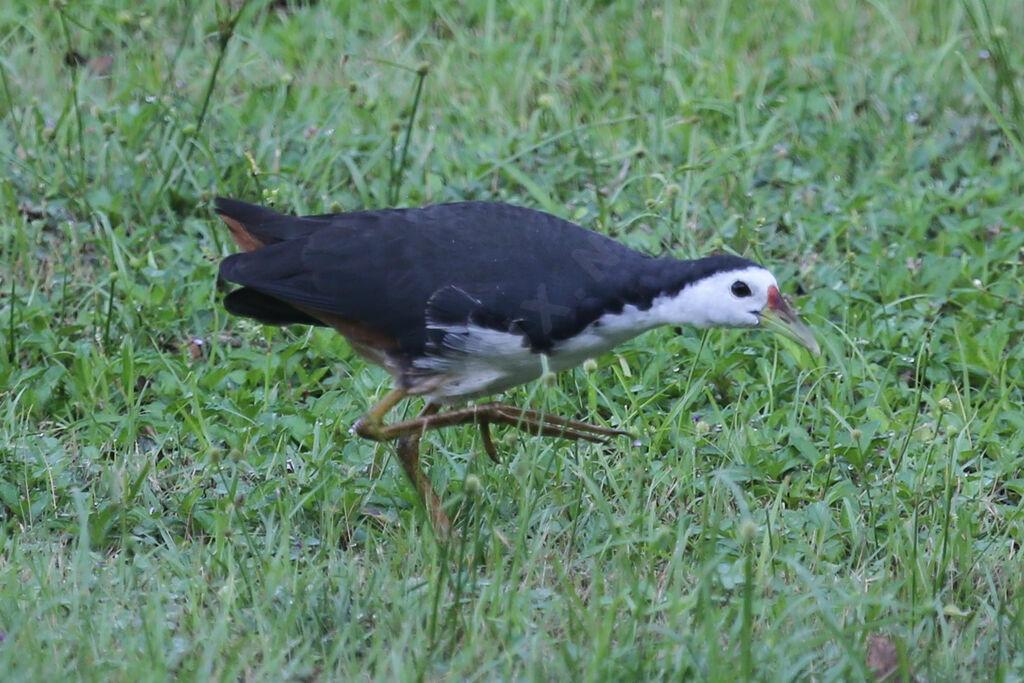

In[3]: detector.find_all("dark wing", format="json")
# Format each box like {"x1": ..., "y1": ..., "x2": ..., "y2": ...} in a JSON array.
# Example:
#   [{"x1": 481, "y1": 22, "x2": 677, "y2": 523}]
[{"x1": 216, "y1": 199, "x2": 663, "y2": 355}]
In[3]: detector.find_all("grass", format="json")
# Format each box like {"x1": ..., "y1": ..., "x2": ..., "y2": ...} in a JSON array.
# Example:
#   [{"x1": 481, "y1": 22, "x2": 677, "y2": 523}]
[{"x1": 1, "y1": 0, "x2": 1023, "y2": 679}]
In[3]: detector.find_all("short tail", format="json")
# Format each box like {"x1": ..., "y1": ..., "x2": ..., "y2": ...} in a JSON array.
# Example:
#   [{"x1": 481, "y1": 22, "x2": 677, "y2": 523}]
[{"x1": 215, "y1": 197, "x2": 298, "y2": 251}]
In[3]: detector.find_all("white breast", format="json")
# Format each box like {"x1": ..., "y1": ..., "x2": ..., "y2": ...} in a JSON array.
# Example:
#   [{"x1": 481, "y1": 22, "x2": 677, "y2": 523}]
[{"x1": 409, "y1": 303, "x2": 661, "y2": 401}]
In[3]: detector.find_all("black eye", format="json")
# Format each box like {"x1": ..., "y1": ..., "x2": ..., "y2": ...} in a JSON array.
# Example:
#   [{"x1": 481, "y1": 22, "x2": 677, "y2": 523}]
[{"x1": 731, "y1": 281, "x2": 752, "y2": 298}]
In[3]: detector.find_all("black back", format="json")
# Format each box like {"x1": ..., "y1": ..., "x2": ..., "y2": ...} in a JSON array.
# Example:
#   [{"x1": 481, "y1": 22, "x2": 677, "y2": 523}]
[{"x1": 217, "y1": 199, "x2": 756, "y2": 356}]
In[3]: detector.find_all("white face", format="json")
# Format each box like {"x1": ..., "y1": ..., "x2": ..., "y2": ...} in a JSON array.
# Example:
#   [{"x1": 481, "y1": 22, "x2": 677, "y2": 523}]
[{"x1": 651, "y1": 266, "x2": 780, "y2": 329}]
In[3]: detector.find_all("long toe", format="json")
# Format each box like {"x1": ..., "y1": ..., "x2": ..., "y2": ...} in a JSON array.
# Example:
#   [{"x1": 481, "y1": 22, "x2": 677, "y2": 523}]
[{"x1": 489, "y1": 404, "x2": 630, "y2": 439}]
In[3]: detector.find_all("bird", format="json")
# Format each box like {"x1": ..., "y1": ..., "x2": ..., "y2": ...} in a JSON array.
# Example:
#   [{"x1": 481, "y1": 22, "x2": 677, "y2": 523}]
[{"x1": 213, "y1": 198, "x2": 819, "y2": 535}]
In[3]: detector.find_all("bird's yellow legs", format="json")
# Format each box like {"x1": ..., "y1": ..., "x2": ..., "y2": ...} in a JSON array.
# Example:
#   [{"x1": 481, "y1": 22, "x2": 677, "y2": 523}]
[
  {"x1": 391, "y1": 404, "x2": 449, "y2": 535},
  {"x1": 354, "y1": 388, "x2": 628, "y2": 535}
]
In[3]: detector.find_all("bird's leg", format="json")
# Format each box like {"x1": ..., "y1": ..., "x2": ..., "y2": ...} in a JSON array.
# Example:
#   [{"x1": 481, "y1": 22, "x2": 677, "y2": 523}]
[
  {"x1": 353, "y1": 388, "x2": 407, "y2": 438},
  {"x1": 356, "y1": 390, "x2": 627, "y2": 444},
  {"x1": 478, "y1": 422, "x2": 500, "y2": 463},
  {"x1": 392, "y1": 404, "x2": 451, "y2": 537},
  {"x1": 370, "y1": 402, "x2": 629, "y2": 444},
  {"x1": 355, "y1": 394, "x2": 452, "y2": 536},
  {"x1": 355, "y1": 387, "x2": 406, "y2": 480},
  {"x1": 354, "y1": 391, "x2": 628, "y2": 536},
  {"x1": 485, "y1": 403, "x2": 631, "y2": 441}
]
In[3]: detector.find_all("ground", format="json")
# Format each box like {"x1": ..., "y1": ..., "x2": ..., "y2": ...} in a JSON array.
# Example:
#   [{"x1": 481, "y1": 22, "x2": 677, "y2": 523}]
[{"x1": 1, "y1": 0, "x2": 1023, "y2": 679}]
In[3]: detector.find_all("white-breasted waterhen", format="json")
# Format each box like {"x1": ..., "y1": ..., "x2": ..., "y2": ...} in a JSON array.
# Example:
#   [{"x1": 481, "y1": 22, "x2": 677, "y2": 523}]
[{"x1": 214, "y1": 198, "x2": 819, "y2": 534}]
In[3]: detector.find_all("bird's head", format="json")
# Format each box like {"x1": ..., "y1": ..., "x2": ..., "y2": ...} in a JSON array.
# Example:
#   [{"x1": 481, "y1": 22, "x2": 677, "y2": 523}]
[{"x1": 658, "y1": 264, "x2": 820, "y2": 354}]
